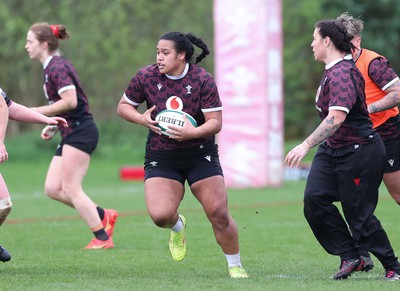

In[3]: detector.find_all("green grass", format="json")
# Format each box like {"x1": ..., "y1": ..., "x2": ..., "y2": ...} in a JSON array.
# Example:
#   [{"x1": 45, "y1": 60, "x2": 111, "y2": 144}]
[{"x1": 1, "y1": 158, "x2": 400, "y2": 290}]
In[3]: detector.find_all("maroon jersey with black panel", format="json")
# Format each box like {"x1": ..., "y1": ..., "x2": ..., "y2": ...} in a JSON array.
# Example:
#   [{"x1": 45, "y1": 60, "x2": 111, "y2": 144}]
[
  {"x1": 124, "y1": 63, "x2": 222, "y2": 151},
  {"x1": 368, "y1": 58, "x2": 400, "y2": 142},
  {"x1": 316, "y1": 58, "x2": 375, "y2": 148},
  {"x1": 43, "y1": 56, "x2": 93, "y2": 137}
]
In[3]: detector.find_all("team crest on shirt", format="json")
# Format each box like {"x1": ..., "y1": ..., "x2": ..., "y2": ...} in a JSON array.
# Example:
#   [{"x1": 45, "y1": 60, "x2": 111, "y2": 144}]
[{"x1": 166, "y1": 96, "x2": 183, "y2": 111}]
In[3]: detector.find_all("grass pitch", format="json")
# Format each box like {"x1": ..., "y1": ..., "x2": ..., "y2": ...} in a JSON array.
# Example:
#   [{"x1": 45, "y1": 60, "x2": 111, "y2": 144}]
[{"x1": 1, "y1": 159, "x2": 400, "y2": 290}]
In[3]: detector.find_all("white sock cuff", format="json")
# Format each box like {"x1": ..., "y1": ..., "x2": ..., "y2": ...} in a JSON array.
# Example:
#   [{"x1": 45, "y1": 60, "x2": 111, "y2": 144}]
[
  {"x1": 0, "y1": 197, "x2": 12, "y2": 209},
  {"x1": 225, "y1": 252, "x2": 242, "y2": 268},
  {"x1": 171, "y1": 216, "x2": 184, "y2": 232}
]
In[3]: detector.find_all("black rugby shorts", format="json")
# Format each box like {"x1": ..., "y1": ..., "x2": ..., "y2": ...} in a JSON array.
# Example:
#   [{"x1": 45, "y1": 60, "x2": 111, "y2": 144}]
[
  {"x1": 144, "y1": 144, "x2": 223, "y2": 185},
  {"x1": 383, "y1": 139, "x2": 400, "y2": 173},
  {"x1": 55, "y1": 121, "x2": 99, "y2": 156}
]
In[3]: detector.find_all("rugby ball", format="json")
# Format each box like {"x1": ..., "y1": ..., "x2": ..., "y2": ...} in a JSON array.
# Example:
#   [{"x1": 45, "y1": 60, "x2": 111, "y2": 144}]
[{"x1": 155, "y1": 109, "x2": 197, "y2": 135}]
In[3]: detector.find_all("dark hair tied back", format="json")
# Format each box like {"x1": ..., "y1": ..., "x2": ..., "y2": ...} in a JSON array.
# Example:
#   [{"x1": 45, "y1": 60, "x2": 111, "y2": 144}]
[
  {"x1": 315, "y1": 20, "x2": 355, "y2": 54},
  {"x1": 160, "y1": 31, "x2": 210, "y2": 64},
  {"x1": 185, "y1": 33, "x2": 210, "y2": 64}
]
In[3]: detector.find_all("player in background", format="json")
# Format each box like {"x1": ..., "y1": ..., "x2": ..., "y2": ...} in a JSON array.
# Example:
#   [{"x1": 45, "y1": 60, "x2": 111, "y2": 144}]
[
  {"x1": 117, "y1": 31, "x2": 248, "y2": 278},
  {"x1": 337, "y1": 11, "x2": 400, "y2": 273},
  {"x1": 24, "y1": 22, "x2": 118, "y2": 250},
  {"x1": 285, "y1": 19, "x2": 400, "y2": 281},
  {"x1": 0, "y1": 87, "x2": 67, "y2": 262}
]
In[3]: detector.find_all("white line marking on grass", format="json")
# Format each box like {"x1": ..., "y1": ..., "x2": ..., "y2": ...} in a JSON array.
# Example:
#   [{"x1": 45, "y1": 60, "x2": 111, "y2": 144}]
[
  {"x1": 265, "y1": 274, "x2": 305, "y2": 279},
  {"x1": 10, "y1": 185, "x2": 144, "y2": 200}
]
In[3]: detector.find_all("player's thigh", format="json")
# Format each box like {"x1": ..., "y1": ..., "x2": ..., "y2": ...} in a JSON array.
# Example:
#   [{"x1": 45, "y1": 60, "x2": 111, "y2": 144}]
[
  {"x1": 191, "y1": 175, "x2": 228, "y2": 219},
  {"x1": 45, "y1": 155, "x2": 63, "y2": 192},
  {"x1": 61, "y1": 145, "x2": 91, "y2": 187},
  {"x1": 383, "y1": 170, "x2": 400, "y2": 199},
  {"x1": 145, "y1": 177, "x2": 184, "y2": 217}
]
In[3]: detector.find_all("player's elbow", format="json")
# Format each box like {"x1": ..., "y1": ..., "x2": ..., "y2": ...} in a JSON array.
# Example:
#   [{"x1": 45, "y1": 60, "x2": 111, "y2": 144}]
[
  {"x1": 213, "y1": 119, "x2": 223, "y2": 134},
  {"x1": 70, "y1": 99, "x2": 78, "y2": 110},
  {"x1": 64, "y1": 98, "x2": 77, "y2": 111},
  {"x1": 116, "y1": 105, "x2": 124, "y2": 118}
]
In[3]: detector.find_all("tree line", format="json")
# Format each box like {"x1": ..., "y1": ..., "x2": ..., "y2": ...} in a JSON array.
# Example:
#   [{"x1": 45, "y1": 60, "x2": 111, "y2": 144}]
[{"x1": 1, "y1": 0, "x2": 399, "y2": 139}]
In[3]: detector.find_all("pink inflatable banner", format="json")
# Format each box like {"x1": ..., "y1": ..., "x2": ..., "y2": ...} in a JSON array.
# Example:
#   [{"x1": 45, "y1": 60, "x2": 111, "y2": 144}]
[{"x1": 214, "y1": 0, "x2": 284, "y2": 188}]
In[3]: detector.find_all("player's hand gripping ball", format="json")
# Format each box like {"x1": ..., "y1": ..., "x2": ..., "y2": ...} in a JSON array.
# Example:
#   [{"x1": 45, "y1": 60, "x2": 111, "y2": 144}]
[{"x1": 155, "y1": 109, "x2": 197, "y2": 136}]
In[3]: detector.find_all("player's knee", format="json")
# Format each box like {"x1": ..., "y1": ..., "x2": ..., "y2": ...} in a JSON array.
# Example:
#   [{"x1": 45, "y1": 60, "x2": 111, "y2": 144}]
[
  {"x1": 303, "y1": 194, "x2": 314, "y2": 212},
  {"x1": 0, "y1": 198, "x2": 12, "y2": 226},
  {"x1": 150, "y1": 213, "x2": 172, "y2": 228},
  {"x1": 209, "y1": 208, "x2": 230, "y2": 231},
  {"x1": 44, "y1": 184, "x2": 60, "y2": 199},
  {"x1": 303, "y1": 191, "x2": 325, "y2": 221}
]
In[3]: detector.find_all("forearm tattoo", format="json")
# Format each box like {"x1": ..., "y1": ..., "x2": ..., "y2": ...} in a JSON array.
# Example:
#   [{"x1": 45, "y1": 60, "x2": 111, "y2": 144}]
[
  {"x1": 306, "y1": 115, "x2": 342, "y2": 148},
  {"x1": 369, "y1": 80, "x2": 400, "y2": 113}
]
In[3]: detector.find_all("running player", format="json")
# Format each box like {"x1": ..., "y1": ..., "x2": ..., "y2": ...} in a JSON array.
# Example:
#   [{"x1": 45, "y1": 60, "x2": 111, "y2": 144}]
[
  {"x1": 24, "y1": 23, "x2": 118, "y2": 250},
  {"x1": 117, "y1": 31, "x2": 248, "y2": 278}
]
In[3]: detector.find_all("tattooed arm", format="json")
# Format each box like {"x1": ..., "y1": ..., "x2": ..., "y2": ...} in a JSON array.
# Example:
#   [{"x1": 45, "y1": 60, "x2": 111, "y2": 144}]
[
  {"x1": 285, "y1": 110, "x2": 346, "y2": 167},
  {"x1": 368, "y1": 79, "x2": 400, "y2": 113},
  {"x1": 304, "y1": 110, "x2": 346, "y2": 148}
]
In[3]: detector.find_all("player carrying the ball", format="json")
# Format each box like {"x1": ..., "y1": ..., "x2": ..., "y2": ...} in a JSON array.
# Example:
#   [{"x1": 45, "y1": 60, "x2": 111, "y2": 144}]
[{"x1": 117, "y1": 31, "x2": 248, "y2": 278}]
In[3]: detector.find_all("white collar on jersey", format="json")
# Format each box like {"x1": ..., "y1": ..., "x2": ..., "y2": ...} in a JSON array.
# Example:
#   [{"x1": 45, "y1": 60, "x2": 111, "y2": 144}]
[
  {"x1": 166, "y1": 63, "x2": 189, "y2": 80},
  {"x1": 325, "y1": 57, "x2": 345, "y2": 70},
  {"x1": 343, "y1": 54, "x2": 353, "y2": 60},
  {"x1": 43, "y1": 56, "x2": 54, "y2": 69}
]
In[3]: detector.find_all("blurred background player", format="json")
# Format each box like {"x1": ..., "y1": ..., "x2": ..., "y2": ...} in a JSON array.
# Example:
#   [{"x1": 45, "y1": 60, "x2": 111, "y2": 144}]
[
  {"x1": 337, "y1": 12, "x2": 400, "y2": 272},
  {"x1": 117, "y1": 31, "x2": 248, "y2": 278},
  {"x1": 24, "y1": 22, "x2": 118, "y2": 249},
  {"x1": 0, "y1": 87, "x2": 67, "y2": 262}
]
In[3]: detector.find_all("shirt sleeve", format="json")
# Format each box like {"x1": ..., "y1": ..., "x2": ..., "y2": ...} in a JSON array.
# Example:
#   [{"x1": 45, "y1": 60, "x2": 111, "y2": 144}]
[
  {"x1": 51, "y1": 64, "x2": 76, "y2": 94},
  {"x1": 369, "y1": 57, "x2": 399, "y2": 91},
  {"x1": 327, "y1": 67, "x2": 357, "y2": 114},
  {"x1": 200, "y1": 75, "x2": 223, "y2": 113},
  {"x1": 124, "y1": 72, "x2": 146, "y2": 106}
]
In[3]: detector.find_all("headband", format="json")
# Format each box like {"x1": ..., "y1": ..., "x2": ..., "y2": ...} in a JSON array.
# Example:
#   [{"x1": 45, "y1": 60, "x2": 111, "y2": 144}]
[{"x1": 50, "y1": 24, "x2": 60, "y2": 38}]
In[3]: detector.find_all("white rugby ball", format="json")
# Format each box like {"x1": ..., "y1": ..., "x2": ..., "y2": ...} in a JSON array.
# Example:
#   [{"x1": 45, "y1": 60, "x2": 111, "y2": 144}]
[{"x1": 155, "y1": 109, "x2": 197, "y2": 135}]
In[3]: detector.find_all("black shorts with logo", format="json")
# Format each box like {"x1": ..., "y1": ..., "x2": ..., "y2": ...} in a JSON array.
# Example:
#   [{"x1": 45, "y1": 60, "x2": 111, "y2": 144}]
[
  {"x1": 383, "y1": 139, "x2": 400, "y2": 173},
  {"x1": 55, "y1": 119, "x2": 99, "y2": 156},
  {"x1": 144, "y1": 142, "x2": 223, "y2": 186}
]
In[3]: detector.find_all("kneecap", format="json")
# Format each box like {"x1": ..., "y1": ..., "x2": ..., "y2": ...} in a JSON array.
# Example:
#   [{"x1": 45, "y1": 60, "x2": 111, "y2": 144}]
[{"x1": 0, "y1": 198, "x2": 12, "y2": 222}]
